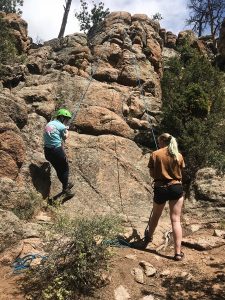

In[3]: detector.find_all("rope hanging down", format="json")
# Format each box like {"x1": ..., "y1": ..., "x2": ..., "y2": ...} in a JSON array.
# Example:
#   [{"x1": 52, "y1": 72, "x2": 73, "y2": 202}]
[
  {"x1": 131, "y1": 54, "x2": 158, "y2": 150},
  {"x1": 127, "y1": 25, "x2": 159, "y2": 241},
  {"x1": 68, "y1": 58, "x2": 101, "y2": 128}
]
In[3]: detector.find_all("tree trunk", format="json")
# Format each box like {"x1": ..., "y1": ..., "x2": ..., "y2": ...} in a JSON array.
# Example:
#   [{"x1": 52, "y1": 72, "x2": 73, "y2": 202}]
[
  {"x1": 198, "y1": 17, "x2": 203, "y2": 37},
  {"x1": 58, "y1": 0, "x2": 72, "y2": 38}
]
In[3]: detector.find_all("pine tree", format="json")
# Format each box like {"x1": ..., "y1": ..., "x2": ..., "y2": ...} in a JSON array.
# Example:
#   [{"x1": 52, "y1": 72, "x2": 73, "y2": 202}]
[
  {"x1": 161, "y1": 41, "x2": 225, "y2": 177},
  {"x1": 58, "y1": 0, "x2": 72, "y2": 38},
  {"x1": 75, "y1": 0, "x2": 110, "y2": 33},
  {"x1": 186, "y1": 0, "x2": 225, "y2": 41},
  {"x1": 0, "y1": 0, "x2": 23, "y2": 15}
]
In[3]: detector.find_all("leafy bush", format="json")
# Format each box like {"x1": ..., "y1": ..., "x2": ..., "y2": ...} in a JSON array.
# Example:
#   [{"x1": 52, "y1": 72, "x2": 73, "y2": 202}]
[
  {"x1": 0, "y1": 16, "x2": 18, "y2": 65},
  {"x1": 12, "y1": 190, "x2": 43, "y2": 220},
  {"x1": 0, "y1": 0, "x2": 23, "y2": 14},
  {"x1": 23, "y1": 214, "x2": 122, "y2": 299},
  {"x1": 75, "y1": 0, "x2": 110, "y2": 33},
  {"x1": 161, "y1": 41, "x2": 225, "y2": 178}
]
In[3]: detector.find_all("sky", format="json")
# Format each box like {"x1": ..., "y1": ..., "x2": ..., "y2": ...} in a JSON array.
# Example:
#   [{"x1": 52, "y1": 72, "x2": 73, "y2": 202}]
[{"x1": 22, "y1": 0, "x2": 190, "y2": 42}]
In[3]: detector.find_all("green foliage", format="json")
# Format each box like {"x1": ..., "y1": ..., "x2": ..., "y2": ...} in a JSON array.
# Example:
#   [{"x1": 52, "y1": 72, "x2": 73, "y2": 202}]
[
  {"x1": 12, "y1": 190, "x2": 43, "y2": 220},
  {"x1": 0, "y1": 0, "x2": 23, "y2": 14},
  {"x1": 152, "y1": 13, "x2": 163, "y2": 21},
  {"x1": 186, "y1": 0, "x2": 225, "y2": 38},
  {"x1": 161, "y1": 42, "x2": 225, "y2": 178},
  {"x1": 0, "y1": 16, "x2": 18, "y2": 64},
  {"x1": 23, "y1": 214, "x2": 122, "y2": 299},
  {"x1": 75, "y1": 0, "x2": 110, "y2": 33},
  {"x1": 184, "y1": 83, "x2": 211, "y2": 118}
]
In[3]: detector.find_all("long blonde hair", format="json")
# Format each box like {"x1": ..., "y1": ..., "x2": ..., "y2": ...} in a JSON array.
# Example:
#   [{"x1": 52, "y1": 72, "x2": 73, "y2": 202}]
[{"x1": 158, "y1": 133, "x2": 179, "y2": 161}]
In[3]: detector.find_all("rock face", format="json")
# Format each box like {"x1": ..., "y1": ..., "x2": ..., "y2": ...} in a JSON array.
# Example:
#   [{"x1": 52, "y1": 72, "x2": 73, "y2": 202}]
[
  {"x1": 1, "y1": 12, "x2": 30, "y2": 53},
  {"x1": 60, "y1": 132, "x2": 151, "y2": 228},
  {"x1": 0, "y1": 210, "x2": 23, "y2": 252},
  {"x1": 0, "y1": 12, "x2": 162, "y2": 231},
  {"x1": 160, "y1": 28, "x2": 216, "y2": 61},
  {"x1": 0, "y1": 12, "x2": 223, "y2": 239},
  {"x1": 191, "y1": 168, "x2": 225, "y2": 205}
]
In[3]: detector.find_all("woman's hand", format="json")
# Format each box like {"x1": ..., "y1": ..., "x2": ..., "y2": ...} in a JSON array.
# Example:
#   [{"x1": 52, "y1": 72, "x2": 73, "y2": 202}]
[{"x1": 63, "y1": 129, "x2": 69, "y2": 140}]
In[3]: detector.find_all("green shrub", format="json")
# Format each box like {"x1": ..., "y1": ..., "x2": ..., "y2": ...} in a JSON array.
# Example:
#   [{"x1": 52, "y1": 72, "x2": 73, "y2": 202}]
[
  {"x1": 0, "y1": 0, "x2": 23, "y2": 14},
  {"x1": 0, "y1": 16, "x2": 18, "y2": 65},
  {"x1": 75, "y1": 0, "x2": 110, "y2": 33},
  {"x1": 184, "y1": 83, "x2": 211, "y2": 117},
  {"x1": 12, "y1": 190, "x2": 43, "y2": 220},
  {"x1": 161, "y1": 42, "x2": 225, "y2": 178},
  {"x1": 23, "y1": 214, "x2": 122, "y2": 299}
]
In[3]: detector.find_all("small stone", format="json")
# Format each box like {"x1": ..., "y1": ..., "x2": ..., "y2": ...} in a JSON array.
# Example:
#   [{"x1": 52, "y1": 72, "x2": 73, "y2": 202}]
[
  {"x1": 114, "y1": 285, "x2": 131, "y2": 300},
  {"x1": 35, "y1": 212, "x2": 52, "y2": 222},
  {"x1": 131, "y1": 267, "x2": 144, "y2": 284},
  {"x1": 125, "y1": 254, "x2": 137, "y2": 260},
  {"x1": 180, "y1": 271, "x2": 188, "y2": 277},
  {"x1": 23, "y1": 222, "x2": 42, "y2": 238},
  {"x1": 139, "y1": 261, "x2": 156, "y2": 277},
  {"x1": 189, "y1": 224, "x2": 202, "y2": 232},
  {"x1": 213, "y1": 229, "x2": 225, "y2": 238},
  {"x1": 0, "y1": 241, "x2": 24, "y2": 264},
  {"x1": 141, "y1": 295, "x2": 155, "y2": 300},
  {"x1": 160, "y1": 269, "x2": 171, "y2": 277}
]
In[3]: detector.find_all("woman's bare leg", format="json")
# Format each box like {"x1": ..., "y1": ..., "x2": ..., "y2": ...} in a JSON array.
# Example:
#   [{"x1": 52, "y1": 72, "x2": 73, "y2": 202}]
[
  {"x1": 169, "y1": 196, "x2": 184, "y2": 255},
  {"x1": 146, "y1": 201, "x2": 166, "y2": 241}
]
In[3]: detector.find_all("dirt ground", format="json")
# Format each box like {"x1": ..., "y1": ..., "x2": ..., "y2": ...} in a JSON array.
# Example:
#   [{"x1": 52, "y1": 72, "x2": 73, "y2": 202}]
[{"x1": 0, "y1": 203, "x2": 225, "y2": 300}]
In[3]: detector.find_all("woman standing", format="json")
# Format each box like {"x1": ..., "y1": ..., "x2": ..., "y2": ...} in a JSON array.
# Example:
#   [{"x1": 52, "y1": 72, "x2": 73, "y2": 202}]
[
  {"x1": 44, "y1": 108, "x2": 74, "y2": 197},
  {"x1": 144, "y1": 133, "x2": 185, "y2": 261}
]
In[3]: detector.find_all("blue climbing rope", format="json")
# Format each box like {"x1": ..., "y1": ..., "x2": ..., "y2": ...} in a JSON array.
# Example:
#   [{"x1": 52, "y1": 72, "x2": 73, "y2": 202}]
[
  {"x1": 103, "y1": 238, "x2": 136, "y2": 248},
  {"x1": 12, "y1": 254, "x2": 47, "y2": 274}
]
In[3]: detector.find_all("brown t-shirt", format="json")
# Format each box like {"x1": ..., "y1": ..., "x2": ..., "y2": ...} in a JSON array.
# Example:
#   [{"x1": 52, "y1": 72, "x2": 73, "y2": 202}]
[{"x1": 148, "y1": 147, "x2": 185, "y2": 186}]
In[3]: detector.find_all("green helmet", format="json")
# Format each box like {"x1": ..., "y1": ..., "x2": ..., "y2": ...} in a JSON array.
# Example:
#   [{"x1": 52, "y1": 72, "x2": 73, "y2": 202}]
[{"x1": 56, "y1": 108, "x2": 72, "y2": 118}]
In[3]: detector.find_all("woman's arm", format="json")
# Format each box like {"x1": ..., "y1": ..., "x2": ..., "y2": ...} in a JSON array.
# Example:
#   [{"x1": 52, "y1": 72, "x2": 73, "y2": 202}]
[{"x1": 148, "y1": 154, "x2": 155, "y2": 178}]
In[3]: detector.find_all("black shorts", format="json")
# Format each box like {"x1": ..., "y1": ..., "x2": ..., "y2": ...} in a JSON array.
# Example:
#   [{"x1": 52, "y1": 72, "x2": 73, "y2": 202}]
[{"x1": 153, "y1": 184, "x2": 183, "y2": 205}]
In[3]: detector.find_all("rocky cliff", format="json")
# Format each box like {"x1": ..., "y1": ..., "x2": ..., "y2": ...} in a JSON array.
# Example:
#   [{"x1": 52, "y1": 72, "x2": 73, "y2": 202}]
[{"x1": 0, "y1": 12, "x2": 225, "y2": 252}]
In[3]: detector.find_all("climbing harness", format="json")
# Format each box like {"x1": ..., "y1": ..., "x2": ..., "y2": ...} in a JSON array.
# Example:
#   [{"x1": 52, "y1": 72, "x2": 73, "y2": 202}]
[{"x1": 12, "y1": 254, "x2": 47, "y2": 274}]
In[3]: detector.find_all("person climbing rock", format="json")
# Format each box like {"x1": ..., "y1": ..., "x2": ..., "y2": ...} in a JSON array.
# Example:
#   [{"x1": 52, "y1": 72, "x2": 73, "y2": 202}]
[
  {"x1": 144, "y1": 133, "x2": 185, "y2": 261},
  {"x1": 43, "y1": 108, "x2": 74, "y2": 197}
]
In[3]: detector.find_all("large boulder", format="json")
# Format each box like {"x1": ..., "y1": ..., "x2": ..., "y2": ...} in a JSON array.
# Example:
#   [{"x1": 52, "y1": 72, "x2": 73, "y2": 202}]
[
  {"x1": 0, "y1": 91, "x2": 28, "y2": 128},
  {"x1": 0, "y1": 11, "x2": 163, "y2": 232},
  {"x1": 75, "y1": 106, "x2": 135, "y2": 139},
  {"x1": 0, "y1": 209, "x2": 23, "y2": 252},
  {"x1": 2, "y1": 12, "x2": 30, "y2": 53},
  {"x1": 53, "y1": 132, "x2": 153, "y2": 231},
  {"x1": 191, "y1": 168, "x2": 225, "y2": 205}
]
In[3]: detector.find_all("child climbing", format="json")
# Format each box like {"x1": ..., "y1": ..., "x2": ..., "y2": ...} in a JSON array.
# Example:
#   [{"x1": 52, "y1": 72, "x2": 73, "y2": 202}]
[
  {"x1": 43, "y1": 108, "x2": 74, "y2": 197},
  {"x1": 144, "y1": 133, "x2": 185, "y2": 261}
]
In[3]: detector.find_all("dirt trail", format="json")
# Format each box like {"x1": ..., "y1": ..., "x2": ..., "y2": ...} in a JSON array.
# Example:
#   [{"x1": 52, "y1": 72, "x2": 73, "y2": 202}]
[
  {"x1": 0, "y1": 203, "x2": 225, "y2": 300},
  {"x1": 0, "y1": 266, "x2": 24, "y2": 300}
]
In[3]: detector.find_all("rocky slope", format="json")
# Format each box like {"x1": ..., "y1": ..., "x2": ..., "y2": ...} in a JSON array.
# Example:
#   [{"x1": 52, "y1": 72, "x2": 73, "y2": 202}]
[{"x1": 0, "y1": 11, "x2": 224, "y2": 260}]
